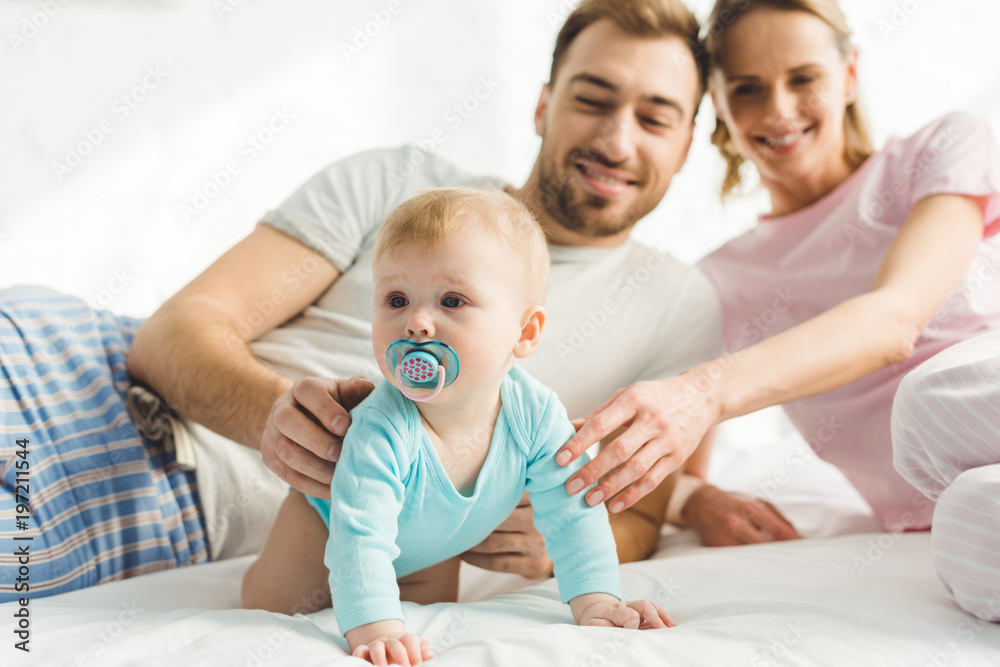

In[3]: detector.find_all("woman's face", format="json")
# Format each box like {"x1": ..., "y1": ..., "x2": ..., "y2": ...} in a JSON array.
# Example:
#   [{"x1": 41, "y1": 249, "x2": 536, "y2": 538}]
[{"x1": 711, "y1": 8, "x2": 857, "y2": 193}]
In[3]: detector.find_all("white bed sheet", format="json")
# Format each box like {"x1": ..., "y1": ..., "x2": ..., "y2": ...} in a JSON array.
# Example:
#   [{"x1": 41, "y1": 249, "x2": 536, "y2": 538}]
[{"x1": 4, "y1": 435, "x2": 1000, "y2": 666}]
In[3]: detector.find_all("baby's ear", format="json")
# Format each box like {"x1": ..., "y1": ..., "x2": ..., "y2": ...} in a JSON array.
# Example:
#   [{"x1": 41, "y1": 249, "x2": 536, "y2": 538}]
[{"x1": 513, "y1": 305, "x2": 546, "y2": 359}]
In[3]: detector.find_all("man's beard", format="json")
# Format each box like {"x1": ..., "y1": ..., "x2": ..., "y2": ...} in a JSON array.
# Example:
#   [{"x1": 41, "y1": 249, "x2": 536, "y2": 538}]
[{"x1": 535, "y1": 147, "x2": 651, "y2": 238}]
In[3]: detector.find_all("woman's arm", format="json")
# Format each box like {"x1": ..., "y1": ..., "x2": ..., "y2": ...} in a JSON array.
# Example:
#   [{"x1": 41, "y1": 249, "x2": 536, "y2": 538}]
[{"x1": 558, "y1": 193, "x2": 987, "y2": 511}]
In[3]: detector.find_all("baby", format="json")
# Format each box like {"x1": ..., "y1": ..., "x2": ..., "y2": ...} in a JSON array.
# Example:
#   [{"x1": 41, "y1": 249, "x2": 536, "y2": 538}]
[{"x1": 243, "y1": 187, "x2": 673, "y2": 666}]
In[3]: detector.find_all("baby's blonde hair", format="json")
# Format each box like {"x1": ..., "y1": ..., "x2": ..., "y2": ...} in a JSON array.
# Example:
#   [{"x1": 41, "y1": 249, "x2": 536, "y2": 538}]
[{"x1": 374, "y1": 187, "x2": 550, "y2": 306}]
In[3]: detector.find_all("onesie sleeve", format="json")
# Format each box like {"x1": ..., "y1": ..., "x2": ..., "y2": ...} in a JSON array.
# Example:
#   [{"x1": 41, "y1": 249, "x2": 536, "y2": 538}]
[
  {"x1": 908, "y1": 112, "x2": 1000, "y2": 238},
  {"x1": 525, "y1": 392, "x2": 622, "y2": 603},
  {"x1": 326, "y1": 404, "x2": 409, "y2": 632}
]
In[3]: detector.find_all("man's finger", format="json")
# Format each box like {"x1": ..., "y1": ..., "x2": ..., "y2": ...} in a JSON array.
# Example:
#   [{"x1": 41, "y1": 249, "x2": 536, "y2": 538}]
[
  {"x1": 274, "y1": 401, "x2": 341, "y2": 459},
  {"x1": 463, "y1": 532, "x2": 522, "y2": 554},
  {"x1": 272, "y1": 429, "x2": 337, "y2": 482},
  {"x1": 336, "y1": 375, "x2": 377, "y2": 412},
  {"x1": 283, "y1": 465, "x2": 334, "y2": 499},
  {"x1": 726, "y1": 513, "x2": 768, "y2": 545},
  {"x1": 759, "y1": 501, "x2": 801, "y2": 540},
  {"x1": 460, "y1": 551, "x2": 521, "y2": 573},
  {"x1": 291, "y1": 378, "x2": 348, "y2": 432},
  {"x1": 556, "y1": 401, "x2": 633, "y2": 468}
]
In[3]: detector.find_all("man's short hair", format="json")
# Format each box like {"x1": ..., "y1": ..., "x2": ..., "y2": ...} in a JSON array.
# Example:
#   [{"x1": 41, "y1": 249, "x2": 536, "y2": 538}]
[
  {"x1": 374, "y1": 187, "x2": 550, "y2": 306},
  {"x1": 549, "y1": 0, "x2": 707, "y2": 116}
]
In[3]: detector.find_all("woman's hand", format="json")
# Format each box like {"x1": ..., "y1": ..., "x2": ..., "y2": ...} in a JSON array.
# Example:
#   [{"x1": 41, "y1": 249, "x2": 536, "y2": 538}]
[
  {"x1": 461, "y1": 491, "x2": 554, "y2": 578},
  {"x1": 556, "y1": 375, "x2": 720, "y2": 513},
  {"x1": 683, "y1": 484, "x2": 801, "y2": 546},
  {"x1": 260, "y1": 375, "x2": 375, "y2": 498},
  {"x1": 577, "y1": 599, "x2": 675, "y2": 630},
  {"x1": 346, "y1": 621, "x2": 435, "y2": 666}
]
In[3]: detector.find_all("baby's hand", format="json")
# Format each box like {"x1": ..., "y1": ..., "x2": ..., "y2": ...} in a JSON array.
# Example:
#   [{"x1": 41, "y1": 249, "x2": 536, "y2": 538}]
[
  {"x1": 351, "y1": 632, "x2": 435, "y2": 666},
  {"x1": 579, "y1": 599, "x2": 675, "y2": 630}
]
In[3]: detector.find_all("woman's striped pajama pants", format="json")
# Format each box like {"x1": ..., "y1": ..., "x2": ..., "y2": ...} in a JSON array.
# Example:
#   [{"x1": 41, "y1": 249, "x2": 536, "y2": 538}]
[{"x1": 893, "y1": 331, "x2": 1000, "y2": 622}]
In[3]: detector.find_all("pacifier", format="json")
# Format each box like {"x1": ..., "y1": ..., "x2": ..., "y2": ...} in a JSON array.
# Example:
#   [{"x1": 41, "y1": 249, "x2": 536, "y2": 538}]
[{"x1": 386, "y1": 339, "x2": 461, "y2": 402}]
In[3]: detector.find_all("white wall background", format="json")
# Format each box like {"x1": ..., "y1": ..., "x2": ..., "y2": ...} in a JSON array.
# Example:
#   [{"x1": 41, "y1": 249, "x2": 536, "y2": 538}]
[{"x1": 2, "y1": 0, "x2": 999, "y2": 453}]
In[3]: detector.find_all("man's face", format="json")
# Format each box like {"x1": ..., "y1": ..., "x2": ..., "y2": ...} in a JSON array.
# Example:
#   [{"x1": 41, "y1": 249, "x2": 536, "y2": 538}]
[{"x1": 534, "y1": 19, "x2": 699, "y2": 239}]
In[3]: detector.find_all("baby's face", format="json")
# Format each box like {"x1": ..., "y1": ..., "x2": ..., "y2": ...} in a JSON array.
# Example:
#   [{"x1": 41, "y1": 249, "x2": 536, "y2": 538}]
[{"x1": 372, "y1": 220, "x2": 528, "y2": 400}]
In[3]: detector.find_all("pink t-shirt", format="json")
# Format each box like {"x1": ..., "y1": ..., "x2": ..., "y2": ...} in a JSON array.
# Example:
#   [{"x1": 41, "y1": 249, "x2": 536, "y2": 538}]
[{"x1": 698, "y1": 112, "x2": 1000, "y2": 530}]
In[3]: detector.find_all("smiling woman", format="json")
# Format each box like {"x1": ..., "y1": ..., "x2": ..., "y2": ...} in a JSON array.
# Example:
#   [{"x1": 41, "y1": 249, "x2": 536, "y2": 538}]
[{"x1": 706, "y1": 0, "x2": 873, "y2": 208}]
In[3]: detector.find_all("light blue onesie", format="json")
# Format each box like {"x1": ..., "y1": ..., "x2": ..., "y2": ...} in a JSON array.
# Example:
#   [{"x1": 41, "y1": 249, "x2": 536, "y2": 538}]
[{"x1": 305, "y1": 364, "x2": 621, "y2": 632}]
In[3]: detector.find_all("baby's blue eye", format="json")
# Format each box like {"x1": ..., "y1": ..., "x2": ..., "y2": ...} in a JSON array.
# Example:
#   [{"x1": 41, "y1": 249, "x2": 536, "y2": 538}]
[
  {"x1": 441, "y1": 295, "x2": 464, "y2": 308},
  {"x1": 389, "y1": 295, "x2": 408, "y2": 308}
]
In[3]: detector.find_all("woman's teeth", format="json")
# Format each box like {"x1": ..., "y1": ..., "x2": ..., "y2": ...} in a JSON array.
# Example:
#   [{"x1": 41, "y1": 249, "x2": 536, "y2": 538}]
[{"x1": 762, "y1": 130, "x2": 806, "y2": 148}]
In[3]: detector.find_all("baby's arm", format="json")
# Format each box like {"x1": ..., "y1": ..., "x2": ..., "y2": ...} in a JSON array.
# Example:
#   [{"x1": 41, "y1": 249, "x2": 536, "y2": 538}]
[
  {"x1": 328, "y1": 405, "x2": 433, "y2": 666},
  {"x1": 527, "y1": 396, "x2": 676, "y2": 630}
]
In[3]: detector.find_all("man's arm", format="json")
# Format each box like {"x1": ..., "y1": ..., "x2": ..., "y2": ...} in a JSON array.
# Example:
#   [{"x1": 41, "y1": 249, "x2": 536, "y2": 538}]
[{"x1": 128, "y1": 224, "x2": 339, "y2": 446}]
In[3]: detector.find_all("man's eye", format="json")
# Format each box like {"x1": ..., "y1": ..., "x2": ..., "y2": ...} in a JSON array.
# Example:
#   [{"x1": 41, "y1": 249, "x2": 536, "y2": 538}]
[
  {"x1": 734, "y1": 85, "x2": 761, "y2": 96},
  {"x1": 792, "y1": 75, "x2": 816, "y2": 86},
  {"x1": 576, "y1": 96, "x2": 607, "y2": 109},
  {"x1": 388, "y1": 295, "x2": 408, "y2": 308},
  {"x1": 441, "y1": 295, "x2": 464, "y2": 308}
]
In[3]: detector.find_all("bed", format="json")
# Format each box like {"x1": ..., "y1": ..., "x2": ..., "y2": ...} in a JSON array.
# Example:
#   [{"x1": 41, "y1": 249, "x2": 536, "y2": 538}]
[{"x1": 5, "y1": 433, "x2": 999, "y2": 667}]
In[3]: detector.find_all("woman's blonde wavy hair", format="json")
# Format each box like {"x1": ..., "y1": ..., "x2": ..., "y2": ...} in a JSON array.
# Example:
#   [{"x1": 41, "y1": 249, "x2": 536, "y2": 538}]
[{"x1": 705, "y1": 0, "x2": 874, "y2": 197}]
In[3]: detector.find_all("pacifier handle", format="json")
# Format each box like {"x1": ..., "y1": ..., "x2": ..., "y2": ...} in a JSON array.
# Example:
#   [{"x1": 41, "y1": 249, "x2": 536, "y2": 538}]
[{"x1": 396, "y1": 364, "x2": 446, "y2": 401}]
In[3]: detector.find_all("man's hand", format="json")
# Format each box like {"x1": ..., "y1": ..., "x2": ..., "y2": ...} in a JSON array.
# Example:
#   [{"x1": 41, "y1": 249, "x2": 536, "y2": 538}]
[
  {"x1": 682, "y1": 484, "x2": 801, "y2": 546},
  {"x1": 461, "y1": 491, "x2": 553, "y2": 578},
  {"x1": 260, "y1": 375, "x2": 375, "y2": 497}
]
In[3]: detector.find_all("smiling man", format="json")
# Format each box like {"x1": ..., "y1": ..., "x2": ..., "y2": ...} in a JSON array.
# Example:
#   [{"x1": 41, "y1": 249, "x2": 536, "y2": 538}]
[{"x1": 1, "y1": 0, "x2": 721, "y2": 602}]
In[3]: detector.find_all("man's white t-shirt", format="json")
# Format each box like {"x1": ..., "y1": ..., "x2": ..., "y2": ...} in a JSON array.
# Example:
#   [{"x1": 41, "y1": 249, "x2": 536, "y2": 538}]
[{"x1": 185, "y1": 145, "x2": 722, "y2": 559}]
